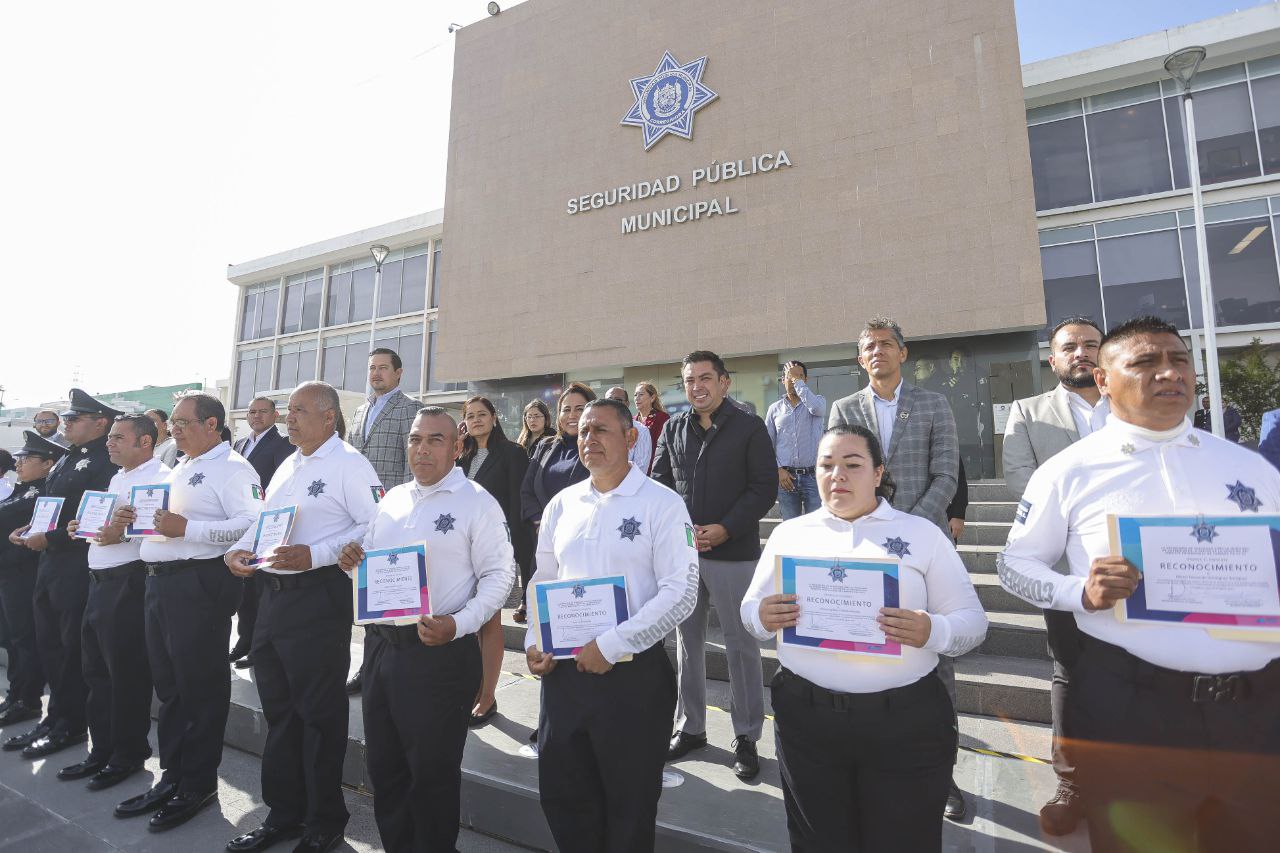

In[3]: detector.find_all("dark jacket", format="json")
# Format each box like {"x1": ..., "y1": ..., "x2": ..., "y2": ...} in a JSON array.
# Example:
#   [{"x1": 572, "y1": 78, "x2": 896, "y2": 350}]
[
  {"x1": 651, "y1": 400, "x2": 776, "y2": 562},
  {"x1": 234, "y1": 427, "x2": 295, "y2": 490},
  {"x1": 459, "y1": 437, "x2": 533, "y2": 572},
  {"x1": 0, "y1": 477, "x2": 45, "y2": 572},
  {"x1": 39, "y1": 434, "x2": 118, "y2": 567},
  {"x1": 520, "y1": 435, "x2": 588, "y2": 524},
  {"x1": 947, "y1": 457, "x2": 968, "y2": 522},
  {"x1": 1194, "y1": 405, "x2": 1242, "y2": 443}
]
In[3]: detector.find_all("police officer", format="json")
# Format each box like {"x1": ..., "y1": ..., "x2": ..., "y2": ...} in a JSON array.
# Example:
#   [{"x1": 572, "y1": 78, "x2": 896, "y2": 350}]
[
  {"x1": 526, "y1": 399, "x2": 699, "y2": 853},
  {"x1": 0, "y1": 431, "x2": 64, "y2": 729},
  {"x1": 999, "y1": 316, "x2": 1280, "y2": 851},
  {"x1": 4, "y1": 390, "x2": 119, "y2": 759},
  {"x1": 111, "y1": 392, "x2": 260, "y2": 832},
  {"x1": 57, "y1": 414, "x2": 169, "y2": 790},
  {"x1": 338, "y1": 406, "x2": 513, "y2": 853},
  {"x1": 223, "y1": 383, "x2": 380, "y2": 853}
]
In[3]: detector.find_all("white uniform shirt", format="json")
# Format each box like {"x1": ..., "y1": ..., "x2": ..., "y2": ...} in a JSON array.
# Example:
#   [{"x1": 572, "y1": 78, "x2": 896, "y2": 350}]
[
  {"x1": 89, "y1": 457, "x2": 172, "y2": 570},
  {"x1": 231, "y1": 432, "x2": 379, "y2": 573},
  {"x1": 361, "y1": 465, "x2": 514, "y2": 639},
  {"x1": 627, "y1": 418, "x2": 652, "y2": 473},
  {"x1": 140, "y1": 441, "x2": 261, "y2": 563},
  {"x1": 741, "y1": 500, "x2": 988, "y2": 693},
  {"x1": 999, "y1": 415, "x2": 1280, "y2": 674},
  {"x1": 1063, "y1": 387, "x2": 1110, "y2": 438},
  {"x1": 523, "y1": 463, "x2": 700, "y2": 664},
  {"x1": 871, "y1": 380, "x2": 904, "y2": 454}
]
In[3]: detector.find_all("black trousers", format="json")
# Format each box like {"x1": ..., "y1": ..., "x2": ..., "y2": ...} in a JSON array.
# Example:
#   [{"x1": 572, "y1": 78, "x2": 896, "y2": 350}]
[
  {"x1": 83, "y1": 562, "x2": 153, "y2": 766},
  {"x1": 1066, "y1": 636, "x2": 1280, "y2": 853},
  {"x1": 1043, "y1": 608, "x2": 1082, "y2": 786},
  {"x1": 363, "y1": 625, "x2": 480, "y2": 853},
  {"x1": 233, "y1": 574, "x2": 258, "y2": 649},
  {"x1": 538, "y1": 643, "x2": 676, "y2": 853},
  {"x1": 772, "y1": 668, "x2": 957, "y2": 853},
  {"x1": 33, "y1": 550, "x2": 90, "y2": 734},
  {"x1": 145, "y1": 557, "x2": 240, "y2": 794},
  {"x1": 252, "y1": 567, "x2": 352, "y2": 835},
  {"x1": 0, "y1": 563, "x2": 44, "y2": 705}
]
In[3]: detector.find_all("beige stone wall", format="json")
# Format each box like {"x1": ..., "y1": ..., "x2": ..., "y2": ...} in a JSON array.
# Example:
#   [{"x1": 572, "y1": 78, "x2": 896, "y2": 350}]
[{"x1": 436, "y1": 0, "x2": 1043, "y2": 381}]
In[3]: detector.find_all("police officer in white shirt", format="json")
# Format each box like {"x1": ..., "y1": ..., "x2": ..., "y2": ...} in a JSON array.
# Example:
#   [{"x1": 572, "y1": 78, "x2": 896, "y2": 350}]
[
  {"x1": 742, "y1": 423, "x2": 986, "y2": 852},
  {"x1": 338, "y1": 406, "x2": 513, "y2": 853},
  {"x1": 110, "y1": 392, "x2": 261, "y2": 832},
  {"x1": 525, "y1": 399, "x2": 699, "y2": 853},
  {"x1": 223, "y1": 382, "x2": 380, "y2": 853},
  {"x1": 999, "y1": 316, "x2": 1280, "y2": 852},
  {"x1": 59, "y1": 415, "x2": 170, "y2": 792}
]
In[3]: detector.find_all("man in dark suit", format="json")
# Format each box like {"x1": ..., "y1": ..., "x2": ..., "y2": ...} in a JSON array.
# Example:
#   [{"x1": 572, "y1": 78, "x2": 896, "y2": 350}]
[
  {"x1": 228, "y1": 398, "x2": 294, "y2": 668},
  {"x1": 1193, "y1": 395, "x2": 1242, "y2": 443}
]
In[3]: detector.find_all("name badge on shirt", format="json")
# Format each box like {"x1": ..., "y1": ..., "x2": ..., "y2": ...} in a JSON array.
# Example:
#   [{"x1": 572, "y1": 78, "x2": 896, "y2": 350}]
[
  {"x1": 776, "y1": 555, "x2": 902, "y2": 657},
  {"x1": 533, "y1": 575, "x2": 628, "y2": 660}
]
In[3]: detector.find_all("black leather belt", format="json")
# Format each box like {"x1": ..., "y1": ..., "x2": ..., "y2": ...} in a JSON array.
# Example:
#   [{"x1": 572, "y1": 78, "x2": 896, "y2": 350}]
[
  {"x1": 89, "y1": 560, "x2": 145, "y2": 582},
  {"x1": 1083, "y1": 635, "x2": 1280, "y2": 704},
  {"x1": 260, "y1": 564, "x2": 344, "y2": 592},
  {"x1": 367, "y1": 623, "x2": 422, "y2": 646},
  {"x1": 773, "y1": 667, "x2": 938, "y2": 712},
  {"x1": 783, "y1": 466, "x2": 815, "y2": 476}
]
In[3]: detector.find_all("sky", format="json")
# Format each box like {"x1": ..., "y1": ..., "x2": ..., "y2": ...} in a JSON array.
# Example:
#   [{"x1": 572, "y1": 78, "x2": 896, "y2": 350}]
[{"x1": 0, "y1": 0, "x2": 1271, "y2": 409}]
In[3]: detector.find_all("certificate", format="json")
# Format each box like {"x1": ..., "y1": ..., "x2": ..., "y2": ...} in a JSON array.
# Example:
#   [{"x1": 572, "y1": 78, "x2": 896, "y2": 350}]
[
  {"x1": 128, "y1": 484, "x2": 170, "y2": 538},
  {"x1": 778, "y1": 556, "x2": 901, "y2": 657},
  {"x1": 73, "y1": 491, "x2": 118, "y2": 540},
  {"x1": 27, "y1": 496, "x2": 64, "y2": 537},
  {"x1": 353, "y1": 543, "x2": 430, "y2": 626},
  {"x1": 533, "y1": 575, "x2": 628, "y2": 659},
  {"x1": 249, "y1": 506, "x2": 297, "y2": 566},
  {"x1": 1111, "y1": 514, "x2": 1280, "y2": 636}
]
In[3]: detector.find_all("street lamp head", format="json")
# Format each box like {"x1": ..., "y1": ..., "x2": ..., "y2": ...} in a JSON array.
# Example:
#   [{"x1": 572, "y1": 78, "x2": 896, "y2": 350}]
[
  {"x1": 487, "y1": 2, "x2": 501, "y2": 15},
  {"x1": 1164, "y1": 46, "x2": 1207, "y2": 92},
  {"x1": 370, "y1": 244, "x2": 390, "y2": 270}
]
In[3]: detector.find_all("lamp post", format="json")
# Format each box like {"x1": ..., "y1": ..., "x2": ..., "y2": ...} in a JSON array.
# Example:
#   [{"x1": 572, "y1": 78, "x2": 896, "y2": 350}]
[
  {"x1": 1164, "y1": 46, "x2": 1223, "y2": 438},
  {"x1": 367, "y1": 244, "x2": 391, "y2": 355}
]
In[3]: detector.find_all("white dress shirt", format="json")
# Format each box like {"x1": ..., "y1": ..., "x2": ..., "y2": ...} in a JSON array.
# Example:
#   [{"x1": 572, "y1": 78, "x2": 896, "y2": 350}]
[
  {"x1": 524, "y1": 463, "x2": 700, "y2": 664},
  {"x1": 1062, "y1": 386, "x2": 1110, "y2": 438},
  {"x1": 231, "y1": 433, "x2": 381, "y2": 573},
  {"x1": 999, "y1": 415, "x2": 1280, "y2": 674},
  {"x1": 871, "y1": 380, "x2": 904, "y2": 454},
  {"x1": 140, "y1": 441, "x2": 261, "y2": 563},
  {"x1": 741, "y1": 500, "x2": 988, "y2": 693},
  {"x1": 361, "y1": 466, "x2": 514, "y2": 639},
  {"x1": 88, "y1": 457, "x2": 171, "y2": 570},
  {"x1": 627, "y1": 418, "x2": 652, "y2": 473}
]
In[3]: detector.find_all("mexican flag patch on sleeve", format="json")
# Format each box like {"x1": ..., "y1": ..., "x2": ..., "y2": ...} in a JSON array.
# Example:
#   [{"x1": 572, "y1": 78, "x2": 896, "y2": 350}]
[
  {"x1": 685, "y1": 523, "x2": 696, "y2": 548},
  {"x1": 250, "y1": 484, "x2": 263, "y2": 500},
  {"x1": 371, "y1": 486, "x2": 386, "y2": 503}
]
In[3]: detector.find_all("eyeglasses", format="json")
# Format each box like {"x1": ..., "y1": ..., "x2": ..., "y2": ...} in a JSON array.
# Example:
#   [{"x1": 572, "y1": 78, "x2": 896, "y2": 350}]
[
  {"x1": 33, "y1": 418, "x2": 57, "y2": 426},
  {"x1": 169, "y1": 418, "x2": 198, "y2": 429},
  {"x1": 61, "y1": 415, "x2": 82, "y2": 424}
]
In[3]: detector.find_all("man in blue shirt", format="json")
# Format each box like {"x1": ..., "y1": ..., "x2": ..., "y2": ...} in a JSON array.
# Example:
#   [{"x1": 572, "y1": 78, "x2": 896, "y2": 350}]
[{"x1": 764, "y1": 361, "x2": 826, "y2": 520}]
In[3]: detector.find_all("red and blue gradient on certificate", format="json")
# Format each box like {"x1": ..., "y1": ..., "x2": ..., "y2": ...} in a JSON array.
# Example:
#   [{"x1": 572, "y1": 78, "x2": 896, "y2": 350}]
[
  {"x1": 535, "y1": 575, "x2": 628, "y2": 659},
  {"x1": 355, "y1": 543, "x2": 430, "y2": 624},
  {"x1": 780, "y1": 556, "x2": 901, "y2": 656}
]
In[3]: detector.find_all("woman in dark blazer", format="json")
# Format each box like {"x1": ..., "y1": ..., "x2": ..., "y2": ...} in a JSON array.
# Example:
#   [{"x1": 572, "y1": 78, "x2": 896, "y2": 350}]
[
  {"x1": 458, "y1": 396, "x2": 531, "y2": 726},
  {"x1": 519, "y1": 383, "x2": 596, "y2": 531},
  {"x1": 516, "y1": 399, "x2": 556, "y2": 457}
]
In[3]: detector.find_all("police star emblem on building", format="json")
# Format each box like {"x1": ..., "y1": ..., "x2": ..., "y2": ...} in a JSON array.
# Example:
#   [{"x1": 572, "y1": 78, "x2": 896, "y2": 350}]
[
  {"x1": 1190, "y1": 518, "x2": 1219, "y2": 544},
  {"x1": 434, "y1": 513, "x2": 456, "y2": 534},
  {"x1": 620, "y1": 50, "x2": 718, "y2": 150},
  {"x1": 618, "y1": 516, "x2": 643, "y2": 541},
  {"x1": 1226, "y1": 480, "x2": 1263, "y2": 512}
]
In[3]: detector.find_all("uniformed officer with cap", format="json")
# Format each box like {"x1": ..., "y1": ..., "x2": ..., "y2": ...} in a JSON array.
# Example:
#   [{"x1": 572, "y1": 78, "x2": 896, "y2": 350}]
[
  {"x1": 0, "y1": 431, "x2": 65, "y2": 728},
  {"x1": 1000, "y1": 316, "x2": 1280, "y2": 851},
  {"x1": 338, "y1": 406, "x2": 514, "y2": 853},
  {"x1": 526, "y1": 398, "x2": 699, "y2": 853},
  {"x1": 3, "y1": 390, "x2": 119, "y2": 759}
]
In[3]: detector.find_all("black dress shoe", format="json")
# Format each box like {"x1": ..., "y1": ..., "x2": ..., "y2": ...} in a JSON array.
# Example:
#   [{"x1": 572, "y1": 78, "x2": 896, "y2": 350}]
[
  {"x1": 291, "y1": 830, "x2": 344, "y2": 853},
  {"x1": 2, "y1": 722, "x2": 49, "y2": 751},
  {"x1": 0, "y1": 701, "x2": 42, "y2": 728},
  {"x1": 666, "y1": 730, "x2": 708, "y2": 761},
  {"x1": 233, "y1": 655, "x2": 254, "y2": 670},
  {"x1": 57, "y1": 756, "x2": 107, "y2": 780},
  {"x1": 468, "y1": 700, "x2": 498, "y2": 728},
  {"x1": 226, "y1": 823, "x2": 304, "y2": 852},
  {"x1": 344, "y1": 666, "x2": 362, "y2": 695},
  {"x1": 88, "y1": 764, "x2": 144, "y2": 791},
  {"x1": 732, "y1": 737, "x2": 760, "y2": 781},
  {"x1": 149, "y1": 789, "x2": 217, "y2": 831},
  {"x1": 0, "y1": 697, "x2": 12, "y2": 715},
  {"x1": 115, "y1": 781, "x2": 178, "y2": 818},
  {"x1": 944, "y1": 780, "x2": 968, "y2": 822},
  {"x1": 22, "y1": 730, "x2": 88, "y2": 759}
]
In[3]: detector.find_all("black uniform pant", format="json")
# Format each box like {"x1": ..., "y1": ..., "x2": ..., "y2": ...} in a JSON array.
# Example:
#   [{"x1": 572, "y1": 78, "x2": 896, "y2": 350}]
[
  {"x1": 0, "y1": 564, "x2": 44, "y2": 705},
  {"x1": 233, "y1": 574, "x2": 258, "y2": 650},
  {"x1": 252, "y1": 567, "x2": 352, "y2": 836},
  {"x1": 771, "y1": 667, "x2": 957, "y2": 853},
  {"x1": 363, "y1": 625, "x2": 480, "y2": 853},
  {"x1": 1044, "y1": 608, "x2": 1082, "y2": 786},
  {"x1": 145, "y1": 557, "x2": 240, "y2": 794},
  {"x1": 1066, "y1": 636, "x2": 1280, "y2": 853},
  {"x1": 538, "y1": 643, "x2": 676, "y2": 853},
  {"x1": 82, "y1": 562, "x2": 153, "y2": 767},
  {"x1": 33, "y1": 552, "x2": 90, "y2": 734}
]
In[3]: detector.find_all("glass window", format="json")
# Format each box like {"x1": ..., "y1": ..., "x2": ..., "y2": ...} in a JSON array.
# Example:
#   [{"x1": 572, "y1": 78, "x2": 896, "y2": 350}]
[
  {"x1": 322, "y1": 340, "x2": 346, "y2": 388},
  {"x1": 1087, "y1": 100, "x2": 1173, "y2": 201},
  {"x1": 277, "y1": 350, "x2": 299, "y2": 389},
  {"x1": 297, "y1": 341, "x2": 317, "y2": 384},
  {"x1": 282, "y1": 279, "x2": 304, "y2": 335},
  {"x1": 302, "y1": 278, "x2": 322, "y2": 330},
  {"x1": 1166, "y1": 97, "x2": 1190, "y2": 189},
  {"x1": 1039, "y1": 242, "x2": 1104, "y2": 340},
  {"x1": 1194, "y1": 82, "x2": 1261, "y2": 184},
  {"x1": 1205, "y1": 216, "x2": 1280, "y2": 325},
  {"x1": 399, "y1": 332, "x2": 423, "y2": 394},
  {"x1": 326, "y1": 270, "x2": 352, "y2": 326},
  {"x1": 344, "y1": 333, "x2": 370, "y2": 393},
  {"x1": 1181, "y1": 227, "x2": 1204, "y2": 327},
  {"x1": 235, "y1": 356, "x2": 255, "y2": 409},
  {"x1": 1251, "y1": 74, "x2": 1280, "y2": 175},
  {"x1": 401, "y1": 252, "x2": 428, "y2": 314},
  {"x1": 1097, "y1": 230, "x2": 1189, "y2": 329},
  {"x1": 430, "y1": 243, "x2": 442, "y2": 309},
  {"x1": 426, "y1": 318, "x2": 466, "y2": 392},
  {"x1": 282, "y1": 271, "x2": 323, "y2": 334},
  {"x1": 1028, "y1": 117, "x2": 1093, "y2": 211},
  {"x1": 240, "y1": 292, "x2": 258, "y2": 342},
  {"x1": 351, "y1": 267, "x2": 375, "y2": 323},
  {"x1": 377, "y1": 258, "x2": 404, "y2": 318},
  {"x1": 257, "y1": 287, "x2": 279, "y2": 339}
]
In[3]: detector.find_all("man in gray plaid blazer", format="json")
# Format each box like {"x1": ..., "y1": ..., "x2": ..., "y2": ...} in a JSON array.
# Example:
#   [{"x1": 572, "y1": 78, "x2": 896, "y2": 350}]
[
  {"x1": 348, "y1": 348, "x2": 419, "y2": 491},
  {"x1": 827, "y1": 317, "x2": 965, "y2": 819}
]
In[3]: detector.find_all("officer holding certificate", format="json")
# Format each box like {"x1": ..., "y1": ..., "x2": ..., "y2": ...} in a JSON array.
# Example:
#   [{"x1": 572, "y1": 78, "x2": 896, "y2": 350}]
[
  {"x1": 525, "y1": 398, "x2": 699, "y2": 853},
  {"x1": 60, "y1": 414, "x2": 169, "y2": 791},
  {"x1": 337, "y1": 406, "x2": 513, "y2": 853},
  {"x1": 741, "y1": 423, "x2": 987, "y2": 853},
  {"x1": 223, "y1": 382, "x2": 381, "y2": 853},
  {"x1": 999, "y1": 316, "x2": 1280, "y2": 851},
  {"x1": 111, "y1": 392, "x2": 260, "y2": 832}
]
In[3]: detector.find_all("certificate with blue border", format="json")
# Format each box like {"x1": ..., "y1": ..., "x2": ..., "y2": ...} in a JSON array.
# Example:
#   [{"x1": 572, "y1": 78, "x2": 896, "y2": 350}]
[
  {"x1": 73, "y1": 491, "x2": 118, "y2": 541},
  {"x1": 127, "y1": 483, "x2": 170, "y2": 538},
  {"x1": 1110, "y1": 514, "x2": 1280, "y2": 637},
  {"x1": 534, "y1": 575, "x2": 628, "y2": 659},
  {"x1": 249, "y1": 505, "x2": 297, "y2": 566},
  {"x1": 27, "y1": 496, "x2": 64, "y2": 536},
  {"x1": 778, "y1": 556, "x2": 902, "y2": 657},
  {"x1": 354, "y1": 543, "x2": 430, "y2": 626}
]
